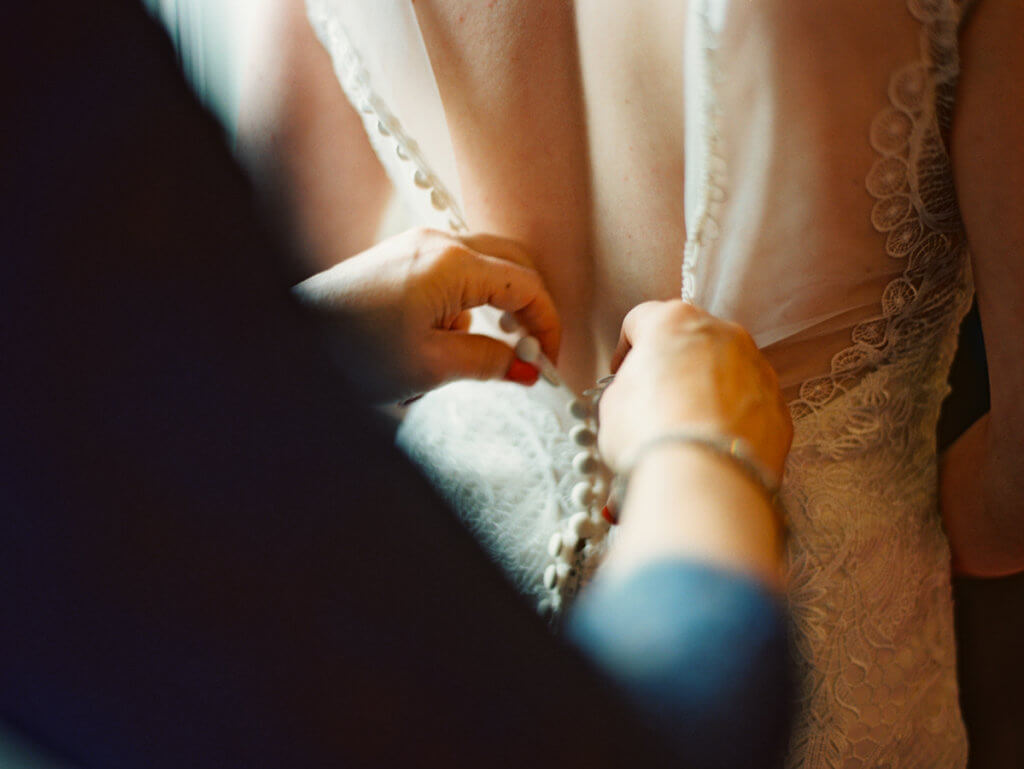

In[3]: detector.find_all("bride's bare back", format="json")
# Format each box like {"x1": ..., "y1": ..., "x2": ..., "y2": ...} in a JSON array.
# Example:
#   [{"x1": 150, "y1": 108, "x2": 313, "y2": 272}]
[{"x1": 410, "y1": 0, "x2": 687, "y2": 387}]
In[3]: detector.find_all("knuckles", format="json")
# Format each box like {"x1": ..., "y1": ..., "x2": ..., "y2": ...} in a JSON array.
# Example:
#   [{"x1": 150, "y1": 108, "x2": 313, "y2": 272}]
[
  {"x1": 407, "y1": 227, "x2": 469, "y2": 271},
  {"x1": 433, "y1": 244, "x2": 470, "y2": 275}
]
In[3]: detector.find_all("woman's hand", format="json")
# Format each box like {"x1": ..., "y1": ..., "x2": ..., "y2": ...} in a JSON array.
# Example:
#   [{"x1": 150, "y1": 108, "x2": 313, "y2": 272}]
[
  {"x1": 598, "y1": 301, "x2": 792, "y2": 479},
  {"x1": 596, "y1": 300, "x2": 792, "y2": 588},
  {"x1": 295, "y1": 228, "x2": 560, "y2": 402}
]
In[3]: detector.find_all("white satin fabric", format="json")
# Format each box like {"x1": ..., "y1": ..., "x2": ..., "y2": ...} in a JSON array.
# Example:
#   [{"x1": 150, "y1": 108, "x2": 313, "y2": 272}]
[{"x1": 305, "y1": 1, "x2": 974, "y2": 766}]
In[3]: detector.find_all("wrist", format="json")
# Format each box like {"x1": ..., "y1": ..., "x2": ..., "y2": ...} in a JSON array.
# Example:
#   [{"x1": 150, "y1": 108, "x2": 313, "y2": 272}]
[
  {"x1": 605, "y1": 443, "x2": 786, "y2": 591},
  {"x1": 612, "y1": 428, "x2": 781, "y2": 510}
]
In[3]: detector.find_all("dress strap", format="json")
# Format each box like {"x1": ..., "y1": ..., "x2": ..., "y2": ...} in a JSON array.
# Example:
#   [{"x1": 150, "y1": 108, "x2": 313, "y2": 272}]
[{"x1": 305, "y1": 0, "x2": 464, "y2": 215}]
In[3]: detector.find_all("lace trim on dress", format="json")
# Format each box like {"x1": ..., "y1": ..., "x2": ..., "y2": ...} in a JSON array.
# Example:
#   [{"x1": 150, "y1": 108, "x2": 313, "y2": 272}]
[{"x1": 788, "y1": 0, "x2": 971, "y2": 447}]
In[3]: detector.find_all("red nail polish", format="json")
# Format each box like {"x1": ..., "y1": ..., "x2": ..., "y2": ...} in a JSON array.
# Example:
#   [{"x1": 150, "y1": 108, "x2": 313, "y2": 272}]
[
  {"x1": 601, "y1": 505, "x2": 619, "y2": 526},
  {"x1": 504, "y1": 359, "x2": 540, "y2": 386}
]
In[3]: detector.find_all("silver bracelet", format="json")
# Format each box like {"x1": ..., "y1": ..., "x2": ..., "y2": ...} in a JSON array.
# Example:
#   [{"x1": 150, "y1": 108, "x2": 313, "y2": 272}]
[{"x1": 611, "y1": 429, "x2": 781, "y2": 513}]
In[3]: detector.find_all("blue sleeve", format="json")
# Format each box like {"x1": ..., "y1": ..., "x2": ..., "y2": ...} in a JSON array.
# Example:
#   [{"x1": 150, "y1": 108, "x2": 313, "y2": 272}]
[{"x1": 565, "y1": 560, "x2": 793, "y2": 769}]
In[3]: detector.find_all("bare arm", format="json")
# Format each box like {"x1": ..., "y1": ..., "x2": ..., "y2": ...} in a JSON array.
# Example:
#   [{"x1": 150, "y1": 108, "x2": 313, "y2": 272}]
[
  {"x1": 944, "y1": 0, "x2": 1024, "y2": 576},
  {"x1": 236, "y1": 0, "x2": 391, "y2": 273}
]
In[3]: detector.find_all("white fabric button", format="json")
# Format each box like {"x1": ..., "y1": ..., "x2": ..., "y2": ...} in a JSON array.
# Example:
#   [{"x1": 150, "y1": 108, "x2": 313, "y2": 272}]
[
  {"x1": 569, "y1": 512, "x2": 595, "y2": 539},
  {"x1": 515, "y1": 336, "x2": 541, "y2": 364},
  {"x1": 563, "y1": 531, "x2": 582, "y2": 554},
  {"x1": 413, "y1": 169, "x2": 430, "y2": 188},
  {"x1": 430, "y1": 189, "x2": 448, "y2": 211},
  {"x1": 569, "y1": 399, "x2": 591, "y2": 420},
  {"x1": 571, "y1": 481, "x2": 594, "y2": 508},
  {"x1": 547, "y1": 532, "x2": 563, "y2": 558},
  {"x1": 499, "y1": 311, "x2": 519, "y2": 333},
  {"x1": 570, "y1": 425, "x2": 597, "y2": 447},
  {"x1": 573, "y1": 452, "x2": 599, "y2": 475},
  {"x1": 544, "y1": 564, "x2": 558, "y2": 590}
]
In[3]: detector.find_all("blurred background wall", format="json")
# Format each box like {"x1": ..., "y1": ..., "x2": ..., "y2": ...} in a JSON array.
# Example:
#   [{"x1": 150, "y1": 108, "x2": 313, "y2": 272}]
[{"x1": 142, "y1": 0, "x2": 269, "y2": 137}]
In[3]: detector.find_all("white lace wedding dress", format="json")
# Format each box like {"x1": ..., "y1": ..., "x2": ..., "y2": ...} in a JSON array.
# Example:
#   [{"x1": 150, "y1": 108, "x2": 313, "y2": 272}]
[{"x1": 305, "y1": 1, "x2": 975, "y2": 766}]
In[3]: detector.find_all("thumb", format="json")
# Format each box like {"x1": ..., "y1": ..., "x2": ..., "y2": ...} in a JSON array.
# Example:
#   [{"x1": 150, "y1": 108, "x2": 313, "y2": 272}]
[{"x1": 428, "y1": 331, "x2": 540, "y2": 386}]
